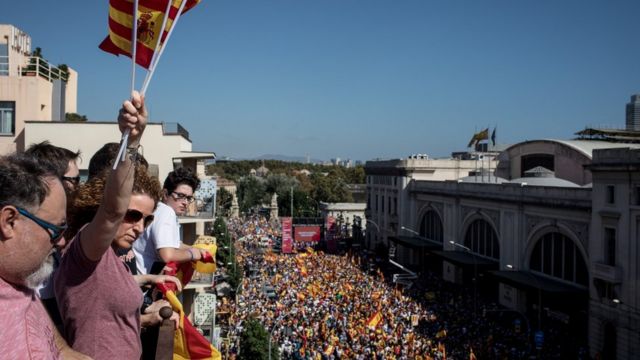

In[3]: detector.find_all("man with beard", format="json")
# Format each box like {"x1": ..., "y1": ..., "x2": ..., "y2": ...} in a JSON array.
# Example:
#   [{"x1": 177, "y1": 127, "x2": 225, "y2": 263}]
[
  {"x1": 25, "y1": 141, "x2": 81, "y2": 328},
  {"x1": 0, "y1": 154, "x2": 88, "y2": 359}
]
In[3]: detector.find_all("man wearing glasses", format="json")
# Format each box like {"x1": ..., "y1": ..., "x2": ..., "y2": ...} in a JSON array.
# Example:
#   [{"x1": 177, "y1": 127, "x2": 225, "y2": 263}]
[
  {"x1": 25, "y1": 141, "x2": 81, "y2": 329},
  {"x1": 0, "y1": 154, "x2": 88, "y2": 358},
  {"x1": 133, "y1": 167, "x2": 210, "y2": 275}
]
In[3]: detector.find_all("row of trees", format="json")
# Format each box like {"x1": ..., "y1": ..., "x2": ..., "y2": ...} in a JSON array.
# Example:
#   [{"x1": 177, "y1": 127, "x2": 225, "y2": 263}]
[
  {"x1": 206, "y1": 160, "x2": 365, "y2": 184},
  {"x1": 209, "y1": 161, "x2": 365, "y2": 216},
  {"x1": 212, "y1": 217, "x2": 241, "y2": 290}
]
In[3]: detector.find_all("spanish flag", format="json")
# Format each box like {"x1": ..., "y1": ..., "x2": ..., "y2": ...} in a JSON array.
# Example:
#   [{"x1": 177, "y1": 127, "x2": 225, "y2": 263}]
[
  {"x1": 99, "y1": 0, "x2": 200, "y2": 69},
  {"x1": 467, "y1": 128, "x2": 489, "y2": 148},
  {"x1": 366, "y1": 311, "x2": 383, "y2": 330},
  {"x1": 157, "y1": 283, "x2": 221, "y2": 360}
]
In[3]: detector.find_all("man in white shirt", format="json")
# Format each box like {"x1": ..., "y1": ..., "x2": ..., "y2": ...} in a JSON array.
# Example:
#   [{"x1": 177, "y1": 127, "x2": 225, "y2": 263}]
[{"x1": 134, "y1": 167, "x2": 209, "y2": 275}]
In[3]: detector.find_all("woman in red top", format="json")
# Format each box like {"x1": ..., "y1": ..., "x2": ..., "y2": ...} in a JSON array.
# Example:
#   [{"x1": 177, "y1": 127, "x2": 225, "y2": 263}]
[{"x1": 55, "y1": 92, "x2": 179, "y2": 359}]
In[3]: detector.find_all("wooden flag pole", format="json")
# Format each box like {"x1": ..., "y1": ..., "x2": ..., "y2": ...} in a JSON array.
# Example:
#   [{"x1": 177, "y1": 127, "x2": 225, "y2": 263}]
[
  {"x1": 114, "y1": 0, "x2": 140, "y2": 169},
  {"x1": 140, "y1": 0, "x2": 189, "y2": 96}
]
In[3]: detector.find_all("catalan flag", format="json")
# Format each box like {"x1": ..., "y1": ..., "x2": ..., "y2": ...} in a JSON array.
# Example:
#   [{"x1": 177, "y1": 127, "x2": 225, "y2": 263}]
[{"x1": 99, "y1": 0, "x2": 200, "y2": 69}]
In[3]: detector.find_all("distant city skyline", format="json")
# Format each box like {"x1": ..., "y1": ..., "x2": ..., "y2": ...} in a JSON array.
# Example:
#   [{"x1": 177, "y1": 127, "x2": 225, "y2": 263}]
[{"x1": 3, "y1": 0, "x2": 640, "y2": 161}]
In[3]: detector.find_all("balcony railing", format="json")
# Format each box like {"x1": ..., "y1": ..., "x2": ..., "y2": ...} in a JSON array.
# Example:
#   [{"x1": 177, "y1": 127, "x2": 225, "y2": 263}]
[
  {"x1": 162, "y1": 122, "x2": 190, "y2": 140},
  {"x1": 592, "y1": 262, "x2": 622, "y2": 283},
  {"x1": 19, "y1": 57, "x2": 69, "y2": 82}
]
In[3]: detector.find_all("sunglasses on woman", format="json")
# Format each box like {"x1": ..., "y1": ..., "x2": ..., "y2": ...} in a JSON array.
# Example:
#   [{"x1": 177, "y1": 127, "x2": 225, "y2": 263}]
[{"x1": 123, "y1": 209, "x2": 155, "y2": 228}]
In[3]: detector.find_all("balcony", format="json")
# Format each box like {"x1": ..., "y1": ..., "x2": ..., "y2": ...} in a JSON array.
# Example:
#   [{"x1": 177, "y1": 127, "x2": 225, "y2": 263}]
[
  {"x1": 162, "y1": 122, "x2": 190, "y2": 141},
  {"x1": 592, "y1": 262, "x2": 622, "y2": 283},
  {"x1": 19, "y1": 57, "x2": 69, "y2": 82}
]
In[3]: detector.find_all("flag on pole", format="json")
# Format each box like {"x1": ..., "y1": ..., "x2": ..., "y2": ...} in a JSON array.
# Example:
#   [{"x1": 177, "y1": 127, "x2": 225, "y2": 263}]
[
  {"x1": 99, "y1": 0, "x2": 200, "y2": 68},
  {"x1": 157, "y1": 283, "x2": 222, "y2": 360},
  {"x1": 467, "y1": 128, "x2": 489, "y2": 148},
  {"x1": 491, "y1": 126, "x2": 497, "y2": 146}
]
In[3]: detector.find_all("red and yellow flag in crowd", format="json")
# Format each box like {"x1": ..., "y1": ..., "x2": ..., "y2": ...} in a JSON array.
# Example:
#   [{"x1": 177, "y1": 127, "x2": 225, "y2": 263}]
[
  {"x1": 366, "y1": 311, "x2": 383, "y2": 330},
  {"x1": 99, "y1": 0, "x2": 200, "y2": 68}
]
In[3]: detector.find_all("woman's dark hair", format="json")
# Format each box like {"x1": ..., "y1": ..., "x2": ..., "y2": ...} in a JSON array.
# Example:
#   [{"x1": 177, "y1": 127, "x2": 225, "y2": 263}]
[{"x1": 163, "y1": 167, "x2": 200, "y2": 194}]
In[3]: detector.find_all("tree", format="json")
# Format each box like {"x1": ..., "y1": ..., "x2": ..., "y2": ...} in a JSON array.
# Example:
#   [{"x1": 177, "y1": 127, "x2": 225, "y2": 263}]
[
  {"x1": 65, "y1": 113, "x2": 88, "y2": 122},
  {"x1": 237, "y1": 175, "x2": 266, "y2": 213},
  {"x1": 239, "y1": 318, "x2": 277, "y2": 360},
  {"x1": 216, "y1": 188, "x2": 233, "y2": 217}
]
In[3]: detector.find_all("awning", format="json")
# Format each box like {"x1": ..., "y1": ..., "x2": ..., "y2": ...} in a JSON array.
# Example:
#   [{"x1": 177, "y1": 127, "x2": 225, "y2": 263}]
[
  {"x1": 490, "y1": 270, "x2": 587, "y2": 294},
  {"x1": 431, "y1": 250, "x2": 498, "y2": 267},
  {"x1": 389, "y1": 236, "x2": 442, "y2": 250}
]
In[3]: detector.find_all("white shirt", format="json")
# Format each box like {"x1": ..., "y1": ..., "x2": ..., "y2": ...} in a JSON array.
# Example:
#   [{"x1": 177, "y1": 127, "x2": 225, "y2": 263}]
[{"x1": 133, "y1": 202, "x2": 181, "y2": 275}]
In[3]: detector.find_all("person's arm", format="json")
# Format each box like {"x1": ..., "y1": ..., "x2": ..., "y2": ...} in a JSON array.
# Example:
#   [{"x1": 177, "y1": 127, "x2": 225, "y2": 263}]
[
  {"x1": 133, "y1": 274, "x2": 182, "y2": 292},
  {"x1": 157, "y1": 246, "x2": 203, "y2": 263},
  {"x1": 140, "y1": 299, "x2": 179, "y2": 330},
  {"x1": 80, "y1": 92, "x2": 147, "y2": 261}
]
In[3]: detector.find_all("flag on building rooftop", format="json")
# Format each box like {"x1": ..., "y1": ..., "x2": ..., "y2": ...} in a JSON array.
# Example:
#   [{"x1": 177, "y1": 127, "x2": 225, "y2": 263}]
[{"x1": 467, "y1": 128, "x2": 489, "y2": 148}]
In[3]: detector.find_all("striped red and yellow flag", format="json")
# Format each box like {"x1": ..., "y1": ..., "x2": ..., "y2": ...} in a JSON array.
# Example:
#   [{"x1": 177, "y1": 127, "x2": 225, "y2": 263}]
[
  {"x1": 366, "y1": 311, "x2": 383, "y2": 330},
  {"x1": 99, "y1": 0, "x2": 200, "y2": 69},
  {"x1": 158, "y1": 284, "x2": 221, "y2": 360}
]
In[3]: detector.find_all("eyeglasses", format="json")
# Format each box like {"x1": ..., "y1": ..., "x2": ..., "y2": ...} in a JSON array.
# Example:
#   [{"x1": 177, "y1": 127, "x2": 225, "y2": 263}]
[
  {"x1": 171, "y1": 191, "x2": 195, "y2": 203},
  {"x1": 62, "y1": 176, "x2": 81, "y2": 187},
  {"x1": 124, "y1": 209, "x2": 155, "y2": 228},
  {"x1": 16, "y1": 206, "x2": 67, "y2": 244}
]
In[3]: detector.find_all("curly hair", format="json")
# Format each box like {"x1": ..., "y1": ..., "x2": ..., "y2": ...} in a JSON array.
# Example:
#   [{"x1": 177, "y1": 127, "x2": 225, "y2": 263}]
[
  {"x1": 67, "y1": 164, "x2": 162, "y2": 239},
  {"x1": 163, "y1": 167, "x2": 200, "y2": 194}
]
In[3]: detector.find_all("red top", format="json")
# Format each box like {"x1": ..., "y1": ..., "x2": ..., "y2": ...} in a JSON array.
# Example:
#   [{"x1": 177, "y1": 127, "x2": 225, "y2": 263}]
[{"x1": 55, "y1": 230, "x2": 143, "y2": 360}]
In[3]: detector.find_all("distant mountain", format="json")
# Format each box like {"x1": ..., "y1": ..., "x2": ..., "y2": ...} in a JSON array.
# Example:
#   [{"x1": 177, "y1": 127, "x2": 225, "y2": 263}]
[{"x1": 251, "y1": 154, "x2": 325, "y2": 164}]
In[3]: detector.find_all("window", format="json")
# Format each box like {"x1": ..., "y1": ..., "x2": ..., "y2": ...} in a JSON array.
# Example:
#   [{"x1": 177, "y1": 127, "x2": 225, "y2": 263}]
[
  {"x1": 393, "y1": 198, "x2": 397, "y2": 215},
  {"x1": 419, "y1": 210, "x2": 443, "y2": 243},
  {"x1": 463, "y1": 219, "x2": 499, "y2": 259},
  {"x1": 530, "y1": 232, "x2": 588, "y2": 286},
  {"x1": 381, "y1": 195, "x2": 385, "y2": 213},
  {"x1": 606, "y1": 185, "x2": 615, "y2": 204},
  {"x1": 604, "y1": 228, "x2": 616, "y2": 266},
  {"x1": 0, "y1": 44, "x2": 8, "y2": 76},
  {"x1": 635, "y1": 186, "x2": 640, "y2": 206},
  {"x1": 0, "y1": 102, "x2": 15, "y2": 135},
  {"x1": 375, "y1": 195, "x2": 378, "y2": 211},
  {"x1": 387, "y1": 197, "x2": 391, "y2": 214}
]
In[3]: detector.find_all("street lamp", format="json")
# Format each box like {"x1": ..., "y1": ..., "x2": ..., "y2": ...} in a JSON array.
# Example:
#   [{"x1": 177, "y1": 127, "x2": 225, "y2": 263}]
[
  {"x1": 450, "y1": 240, "x2": 478, "y2": 317},
  {"x1": 506, "y1": 264, "x2": 542, "y2": 330}
]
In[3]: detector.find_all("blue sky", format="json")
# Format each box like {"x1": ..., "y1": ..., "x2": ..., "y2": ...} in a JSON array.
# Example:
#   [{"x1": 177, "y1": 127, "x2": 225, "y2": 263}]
[{"x1": 3, "y1": 0, "x2": 640, "y2": 161}]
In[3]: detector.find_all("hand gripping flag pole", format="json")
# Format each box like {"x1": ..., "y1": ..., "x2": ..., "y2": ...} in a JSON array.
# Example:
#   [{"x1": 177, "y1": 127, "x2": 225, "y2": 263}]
[{"x1": 110, "y1": 0, "x2": 199, "y2": 169}]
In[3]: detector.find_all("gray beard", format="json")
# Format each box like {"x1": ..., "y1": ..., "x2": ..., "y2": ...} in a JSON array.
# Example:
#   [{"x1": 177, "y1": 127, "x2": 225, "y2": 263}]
[{"x1": 24, "y1": 252, "x2": 55, "y2": 290}]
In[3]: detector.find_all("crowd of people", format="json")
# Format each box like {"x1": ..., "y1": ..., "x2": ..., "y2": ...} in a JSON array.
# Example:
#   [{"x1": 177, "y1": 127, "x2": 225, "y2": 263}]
[
  {"x1": 221, "y1": 215, "x2": 588, "y2": 360},
  {"x1": 0, "y1": 93, "x2": 214, "y2": 359},
  {"x1": 225, "y1": 217, "x2": 450, "y2": 359}
]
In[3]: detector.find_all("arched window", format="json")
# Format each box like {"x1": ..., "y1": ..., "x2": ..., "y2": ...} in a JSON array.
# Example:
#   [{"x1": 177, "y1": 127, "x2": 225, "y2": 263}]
[
  {"x1": 419, "y1": 210, "x2": 443, "y2": 243},
  {"x1": 529, "y1": 232, "x2": 588, "y2": 286},
  {"x1": 464, "y1": 219, "x2": 499, "y2": 260}
]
